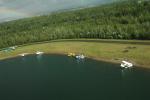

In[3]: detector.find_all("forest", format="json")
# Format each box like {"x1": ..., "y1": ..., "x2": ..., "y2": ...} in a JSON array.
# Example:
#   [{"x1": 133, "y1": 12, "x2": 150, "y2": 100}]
[{"x1": 0, "y1": 0, "x2": 150, "y2": 48}]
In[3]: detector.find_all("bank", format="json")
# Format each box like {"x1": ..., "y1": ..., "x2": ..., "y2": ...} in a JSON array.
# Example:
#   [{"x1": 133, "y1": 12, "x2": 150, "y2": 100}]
[{"x1": 0, "y1": 39, "x2": 150, "y2": 68}]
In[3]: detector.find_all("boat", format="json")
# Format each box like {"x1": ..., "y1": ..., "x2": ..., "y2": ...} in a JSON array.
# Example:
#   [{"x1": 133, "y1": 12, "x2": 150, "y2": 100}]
[
  {"x1": 36, "y1": 51, "x2": 44, "y2": 55},
  {"x1": 19, "y1": 53, "x2": 29, "y2": 57},
  {"x1": 68, "y1": 53, "x2": 75, "y2": 57},
  {"x1": 76, "y1": 54, "x2": 85, "y2": 59},
  {"x1": 121, "y1": 61, "x2": 133, "y2": 68},
  {"x1": 20, "y1": 54, "x2": 25, "y2": 57}
]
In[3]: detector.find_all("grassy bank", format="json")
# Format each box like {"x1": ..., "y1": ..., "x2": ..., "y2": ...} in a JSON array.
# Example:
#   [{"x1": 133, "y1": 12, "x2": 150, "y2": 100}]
[{"x1": 0, "y1": 39, "x2": 150, "y2": 68}]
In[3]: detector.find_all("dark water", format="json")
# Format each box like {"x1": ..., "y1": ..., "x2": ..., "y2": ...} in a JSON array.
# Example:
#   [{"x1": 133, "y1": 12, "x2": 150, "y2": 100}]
[{"x1": 0, "y1": 54, "x2": 150, "y2": 100}]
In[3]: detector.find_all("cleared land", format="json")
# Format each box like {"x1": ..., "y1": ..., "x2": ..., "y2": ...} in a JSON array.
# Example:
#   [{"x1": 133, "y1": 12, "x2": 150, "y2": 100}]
[{"x1": 0, "y1": 39, "x2": 150, "y2": 68}]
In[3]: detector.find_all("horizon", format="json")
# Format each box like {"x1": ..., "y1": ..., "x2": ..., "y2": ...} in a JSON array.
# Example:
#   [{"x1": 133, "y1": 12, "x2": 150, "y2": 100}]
[{"x1": 0, "y1": 0, "x2": 118, "y2": 23}]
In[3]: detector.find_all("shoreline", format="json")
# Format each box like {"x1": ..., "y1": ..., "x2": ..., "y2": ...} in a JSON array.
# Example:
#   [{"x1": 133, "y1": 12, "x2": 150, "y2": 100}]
[
  {"x1": 0, "y1": 39, "x2": 150, "y2": 69},
  {"x1": 0, "y1": 52, "x2": 149, "y2": 70}
]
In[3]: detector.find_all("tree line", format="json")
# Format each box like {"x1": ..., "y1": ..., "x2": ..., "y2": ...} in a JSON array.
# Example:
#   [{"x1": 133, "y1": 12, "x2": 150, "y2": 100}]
[{"x1": 0, "y1": 0, "x2": 150, "y2": 48}]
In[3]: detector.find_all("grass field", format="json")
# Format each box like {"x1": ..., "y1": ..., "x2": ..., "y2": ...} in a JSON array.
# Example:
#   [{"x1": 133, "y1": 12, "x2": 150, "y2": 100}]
[{"x1": 0, "y1": 39, "x2": 150, "y2": 68}]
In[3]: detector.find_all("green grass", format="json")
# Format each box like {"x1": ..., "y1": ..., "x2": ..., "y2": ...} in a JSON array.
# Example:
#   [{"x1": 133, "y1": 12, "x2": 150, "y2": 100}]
[
  {"x1": 0, "y1": 39, "x2": 150, "y2": 68},
  {"x1": 0, "y1": 0, "x2": 150, "y2": 49}
]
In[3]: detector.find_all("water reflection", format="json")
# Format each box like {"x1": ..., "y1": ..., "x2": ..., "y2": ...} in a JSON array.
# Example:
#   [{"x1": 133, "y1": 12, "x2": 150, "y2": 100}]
[
  {"x1": 36, "y1": 55, "x2": 43, "y2": 61},
  {"x1": 121, "y1": 68, "x2": 133, "y2": 78},
  {"x1": 76, "y1": 59, "x2": 85, "y2": 64},
  {"x1": 21, "y1": 56, "x2": 26, "y2": 61}
]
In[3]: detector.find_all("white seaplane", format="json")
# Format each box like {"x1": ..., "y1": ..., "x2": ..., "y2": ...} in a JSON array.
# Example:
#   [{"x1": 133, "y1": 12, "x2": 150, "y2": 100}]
[
  {"x1": 36, "y1": 51, "x2": 44, "y2": 55},
  {"x1": 76, "y1": 54, "x2": 85, "y2": 59},
  {"x1": 121, "y1": 61, "x2": 133, "y2": 68}
]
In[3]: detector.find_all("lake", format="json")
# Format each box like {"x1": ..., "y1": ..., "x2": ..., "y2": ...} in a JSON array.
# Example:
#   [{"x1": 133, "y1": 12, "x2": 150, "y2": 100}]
[{"x1": 0, "y1": 54, "x2": 150, "y2": 100}]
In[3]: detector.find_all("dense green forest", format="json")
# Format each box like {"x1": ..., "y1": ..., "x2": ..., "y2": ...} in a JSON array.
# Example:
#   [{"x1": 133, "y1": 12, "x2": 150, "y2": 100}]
[{"x1": 0, "y1": 0, "x2": 150, "y2": 48}]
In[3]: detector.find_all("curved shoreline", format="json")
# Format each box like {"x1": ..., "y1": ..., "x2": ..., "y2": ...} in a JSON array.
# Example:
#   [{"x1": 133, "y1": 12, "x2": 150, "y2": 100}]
[
  {"x1": 0, "y1": 39, "x2": 150, "y2": 69},
  {"x1": 0, "y1": 52, "x2": 149, "y2": 70}
]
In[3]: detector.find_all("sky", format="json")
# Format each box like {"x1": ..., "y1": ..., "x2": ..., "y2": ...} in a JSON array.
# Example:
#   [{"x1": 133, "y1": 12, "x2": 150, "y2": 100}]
[{"x1": 0, "y1": 0, "x2": 117, "y2": 22}]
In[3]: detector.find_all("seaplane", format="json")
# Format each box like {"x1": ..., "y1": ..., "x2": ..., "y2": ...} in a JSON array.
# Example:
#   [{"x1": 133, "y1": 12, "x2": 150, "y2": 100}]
[
  {"x1": 36, "y1": 51, "x2": 44, "y2": 55},
  {"x1": 121, "y1": 61, "x2": 133, "y2": 68},
  {"x1": 68, "y1": 53, "x2": 76, "y2": 57},
  {"x1": 19, "y1": 53, "x2": 29, "y2": 57},
  {"x1": 76, "y1": 54, "x2": 85, "y2": 59}
]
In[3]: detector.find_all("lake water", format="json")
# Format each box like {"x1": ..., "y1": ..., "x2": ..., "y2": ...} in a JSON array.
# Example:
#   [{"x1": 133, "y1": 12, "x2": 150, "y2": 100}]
[{"x1": 0, "y1": 54, "x2": 150, "y2": 100}]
